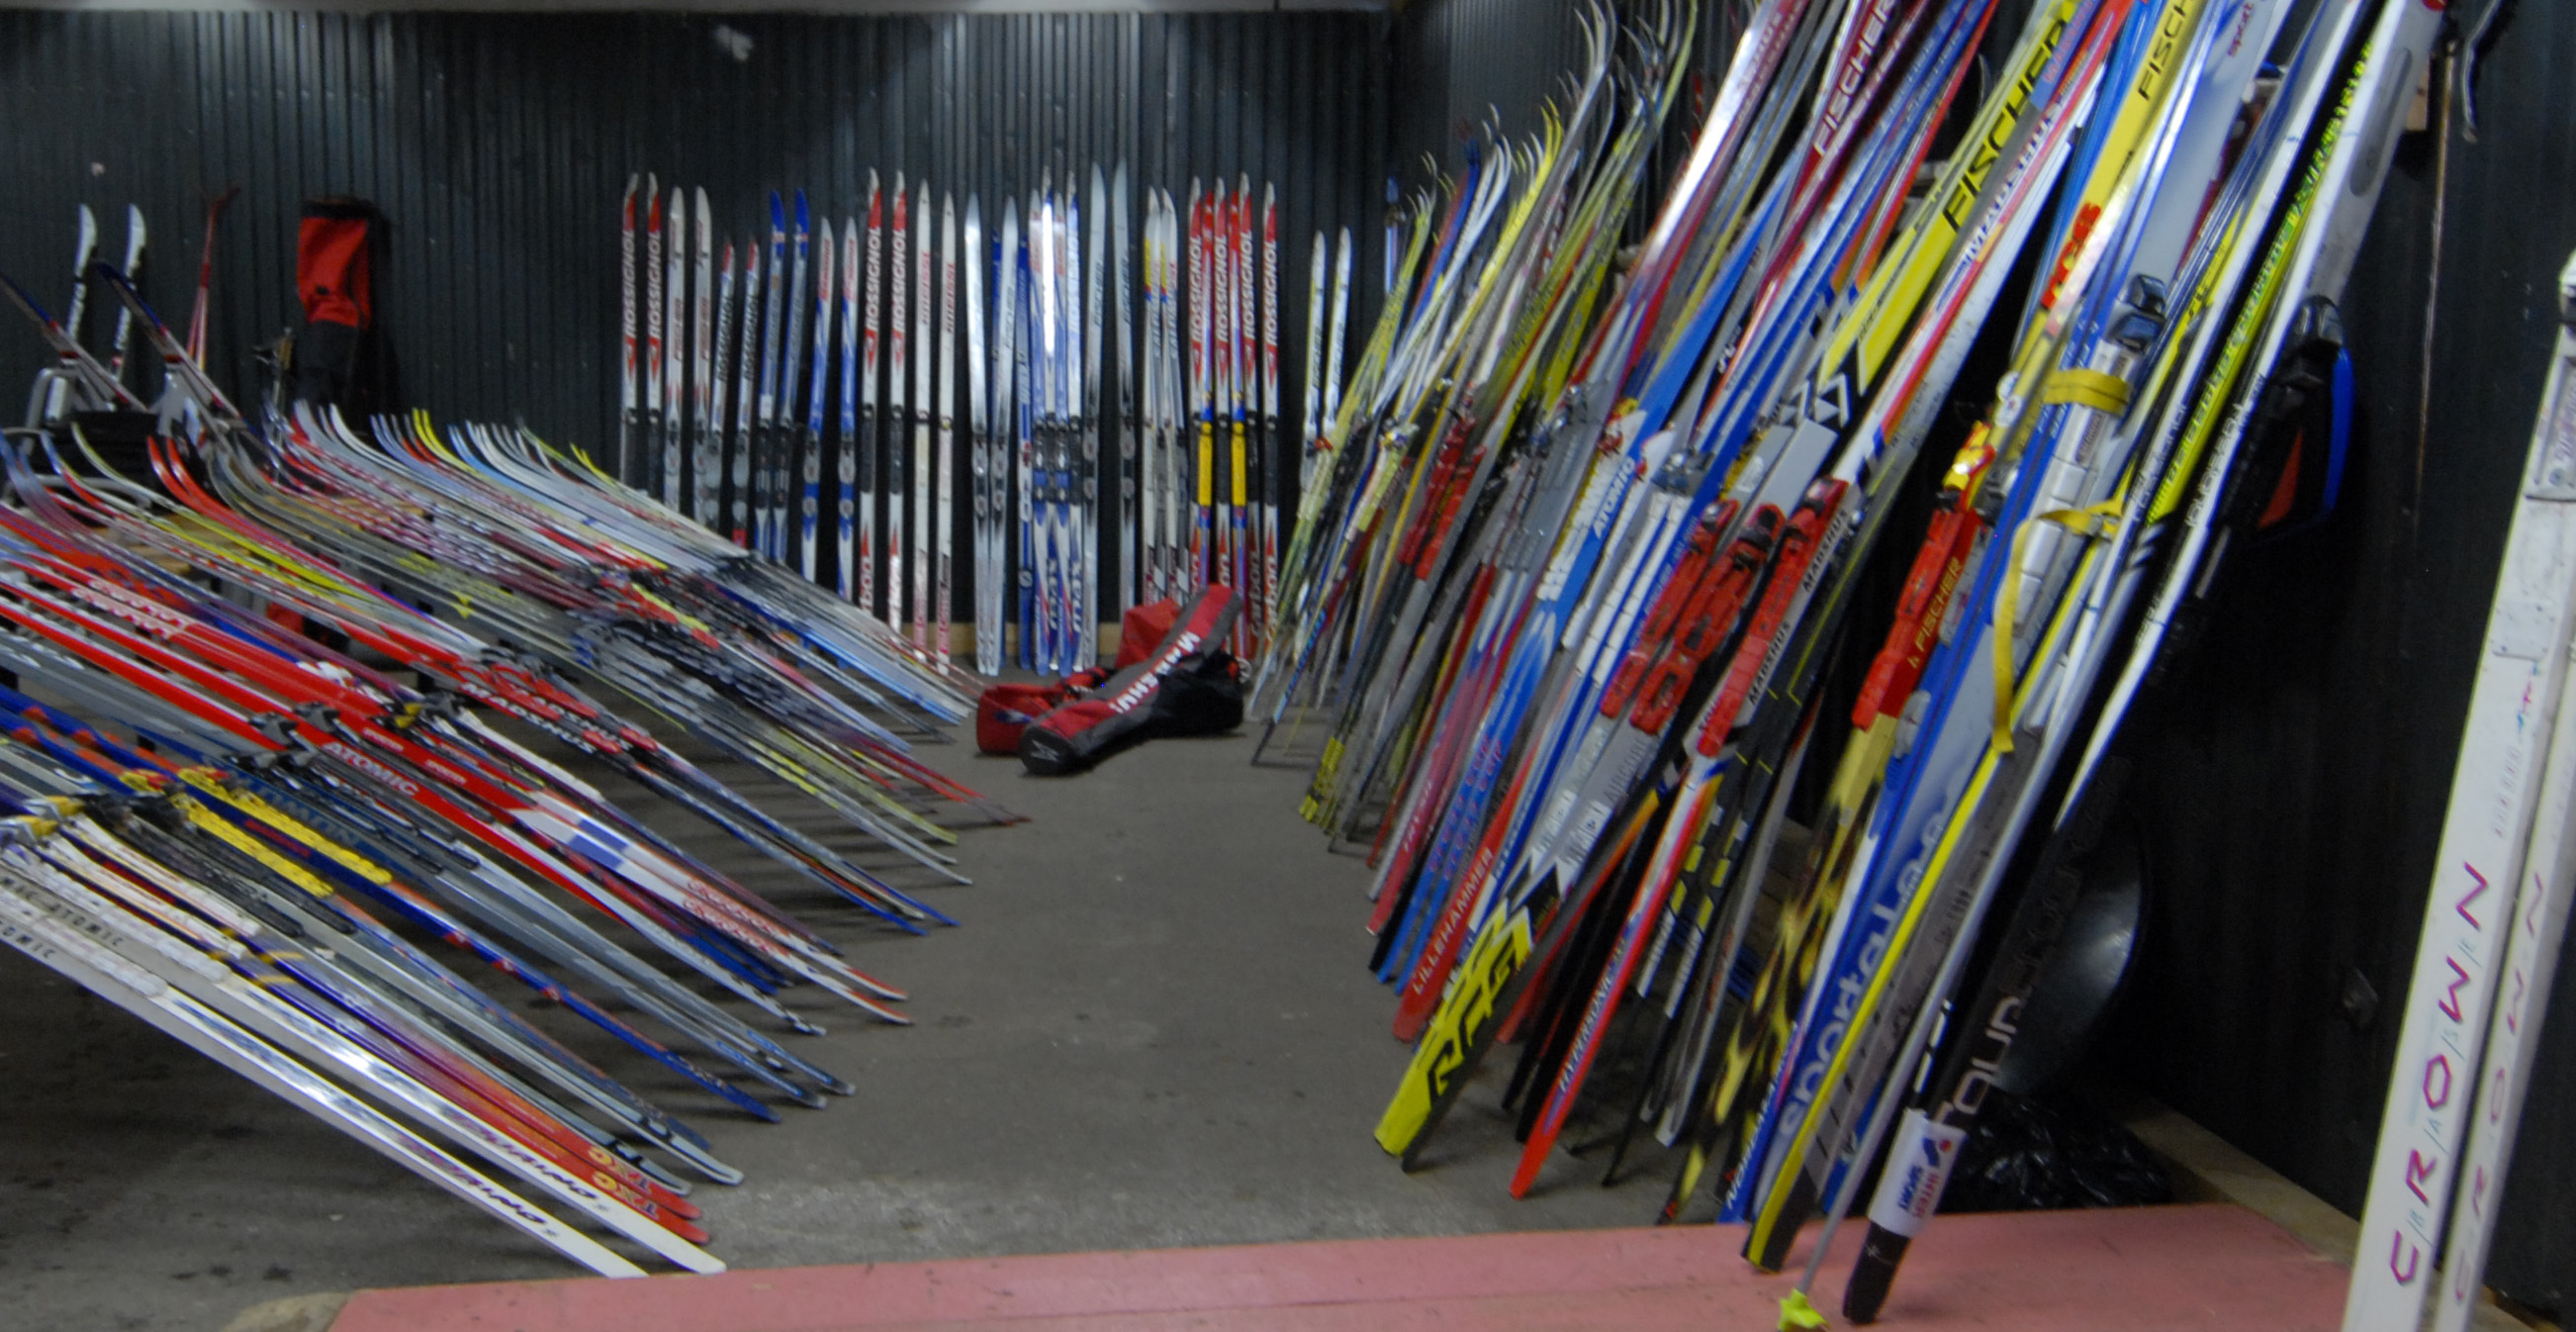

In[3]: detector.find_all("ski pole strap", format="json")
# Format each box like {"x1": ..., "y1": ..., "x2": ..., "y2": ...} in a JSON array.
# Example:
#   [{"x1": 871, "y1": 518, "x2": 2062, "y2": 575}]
[
  {"x1": 2041, "y1": 367, "x2": 2130, "y2": 415},
  {"x1": 1991, "y1": 499, "x2": 2122, "y2": 750}
]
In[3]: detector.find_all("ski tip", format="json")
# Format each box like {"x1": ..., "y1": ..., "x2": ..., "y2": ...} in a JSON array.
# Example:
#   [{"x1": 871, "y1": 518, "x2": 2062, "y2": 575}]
[
  {"x1": 1778, "y1": 1290, "x2": 1827, "y2": 1331},
  {"x1": 687, "y1": 1157, "x2": 745, "y2": 1187}
]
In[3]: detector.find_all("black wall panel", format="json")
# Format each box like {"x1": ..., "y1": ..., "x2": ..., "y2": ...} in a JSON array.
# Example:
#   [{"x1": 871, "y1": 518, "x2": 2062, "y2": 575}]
[{"x1": 0, "y1": 10, "x2": 1389, "y2": 474}]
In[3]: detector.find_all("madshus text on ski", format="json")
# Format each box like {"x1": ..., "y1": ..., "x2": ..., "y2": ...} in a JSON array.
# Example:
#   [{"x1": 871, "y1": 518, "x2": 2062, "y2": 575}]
[
  {"x1": 1252, "y1": 0, "x2": 2442, "y2": 1324},
  {"x1": 618, "y1": 167, "x2": 1347, "y2": 678},
  {"x1": 2, "y1": 188, "x2": 1034, "y2": 1272}
]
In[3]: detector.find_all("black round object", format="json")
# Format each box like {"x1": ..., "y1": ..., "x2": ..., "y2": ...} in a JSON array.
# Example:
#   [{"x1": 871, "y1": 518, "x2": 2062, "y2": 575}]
[{"x1": 1995, "y1": 810, "x2": 2145, "y2": 1096}]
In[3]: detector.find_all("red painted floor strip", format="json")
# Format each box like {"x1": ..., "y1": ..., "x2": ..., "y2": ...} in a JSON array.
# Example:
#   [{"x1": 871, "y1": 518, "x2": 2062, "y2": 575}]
[{"x1": 328, "y1": 1202, "x2": 2347, "y2": 1331}]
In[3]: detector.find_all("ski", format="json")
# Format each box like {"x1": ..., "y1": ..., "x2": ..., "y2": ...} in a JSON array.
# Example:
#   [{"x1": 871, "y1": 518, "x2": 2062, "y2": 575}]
[
  {"x1": 2420, "y1": 259, "x2": 2576, "y2": 1332},
  {"x1": 1114, "y1": 162, "x2": 1138, "y2": 616},
  {"x1": 888, "y1": 178, "x2": 911, "y2": 635},
  {"x1": 937, "y1": 193, "x2": 960, "y2": 663},
  {"x1": 966, "y1": 194, "x2": 994, "y2": 675},
  {"x1": 755, "y1": 191, "x2": 787, "y2": 551},
  {"x1": 187, "y1": 185, "x2": 239, "y2": 368},
  {"x1": 34, "y1": 205, "x2": 98, "y2": 426},
  {"x1": 1189, "y1": 183, "x2": 1215, "y2": 598},
  {"x1": 1259, "y1": 184, "x2": 1281, "y2": 657},
  {"x1": 640, "y1": 180, "x2": 665, "y2": 495},
  {"x1": 708, "y1": 239, "x2": 737, "y2": 534},
  {"x1": 838, "y1": 214, "x2": 862, "y2": 601},
  {"x1": 1080, "y1": 166, "x2": 1105, "y2": 663},
  {"x1": 106, "y1": 204, "x2": 146, "y2": 389},
  {"x1": 777, "y1": 191, "x2": 812, "y2": 565},
  {"x1": 1141, "y1": 192, "x2": 1172, "y2": 607},
  {"x1": 1011, "y1": 198, "x2": 1038, "y2": 669},
  {"x1": 860, "y1": 174, "x2": 885, "y2": 617},
  {"x1": 913, "y1": 179, "x2": 936, "y2": 654},
  {"x1": 661, "y1": 185, "x2": 687, "y2": 511},
  {"x1": 690, "y1": 188, "x2": 717, "y2": 525},
  {"x1": 1034, "y1": 180, "x2": 1066, "y2": 673},
  {"x1": 800, "y1": 216, "x2": 836, "y2": 584},
  {"x1": 730, "y1": 237, "x2": 760, "y2": 547}
]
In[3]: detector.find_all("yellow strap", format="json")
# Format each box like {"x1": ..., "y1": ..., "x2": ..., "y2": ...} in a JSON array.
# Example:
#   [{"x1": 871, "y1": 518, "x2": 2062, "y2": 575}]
[
  {"x1": 1944, "y1": 424, "x2": 1995, "y2": 492},
  {"x1": 187, "y1": 773, "x2": 396, "y2": 887},
  {"x1": 2042, "y1": 367, "x2": 2130, "y2": 414},
  {"x1": 1990, "y1": 500, "x2": 2123, "y2": 750},
  {"x1": 179, "y1": 797, "x2": 338, "y2": 902}
]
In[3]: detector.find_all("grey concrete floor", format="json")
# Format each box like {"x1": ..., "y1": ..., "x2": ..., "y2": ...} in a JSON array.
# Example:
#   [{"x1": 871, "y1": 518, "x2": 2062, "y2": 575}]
[{"x1": 0, "y1": 717, "x2": 1688, "y2": 1331}]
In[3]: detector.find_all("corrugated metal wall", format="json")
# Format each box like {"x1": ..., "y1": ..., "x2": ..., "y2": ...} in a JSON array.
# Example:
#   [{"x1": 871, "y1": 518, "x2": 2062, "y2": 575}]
[{"x1": 0, "y1": 10, "x2": 1390, "y2": 471}]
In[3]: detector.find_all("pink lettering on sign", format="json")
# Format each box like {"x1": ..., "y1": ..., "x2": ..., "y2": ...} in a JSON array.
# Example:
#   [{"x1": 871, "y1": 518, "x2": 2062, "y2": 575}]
[
  {"x1": 2407, "y1": 1150, "x2": 2439, "y2": 1204},
  {"x1": 2458, "y1": 863, "x2": 2490, "y2": 929},
  {"x1": 2392, "y1": 1232, "x2": 2422, "y2": 1284},
  {"x1": 2426, "y1": 1055, "x2": 2455, "y2": 1109},
  {"x1": 2439, "y1": 957, "x2": 2473, "y2": 1022}
]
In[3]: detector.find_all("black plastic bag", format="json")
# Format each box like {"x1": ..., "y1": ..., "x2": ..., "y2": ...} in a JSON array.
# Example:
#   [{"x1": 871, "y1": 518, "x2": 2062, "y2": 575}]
[{"x1": 1937, "y1": 1089, "x2": 2172, "y2": 1213}]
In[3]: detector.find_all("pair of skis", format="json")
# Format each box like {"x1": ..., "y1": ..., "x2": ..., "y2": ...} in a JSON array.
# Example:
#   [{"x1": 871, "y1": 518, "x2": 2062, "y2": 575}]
[
  {"x1": 1013, "y1": 172, "x2": 1100, "y2": 674},
  {"x1": 619, "y1": 176, "x2": 733, "y2": 530},
  {"x1": 1138, "y1": 188, "x2": 1189, "y2": 610},
  {"x1": 26, "y1": 203, "x2": 149, "y2": 426},
  {"x1": 1179, "y1": 178, "x2": 1283, "y2": 660}
]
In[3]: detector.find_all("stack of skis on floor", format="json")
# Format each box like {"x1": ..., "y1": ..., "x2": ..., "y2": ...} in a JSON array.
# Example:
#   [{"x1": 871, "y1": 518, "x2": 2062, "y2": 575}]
[
  {"x1": 0, "y1": 250, "x2": 1016, "y2": 1273},
  {"x1": 622, "y1": 166, "x2": 1326, "y2": 680},
  {"x1": 1260, "y1": 0, "x2": 2436, "y2": 1320}
]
